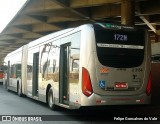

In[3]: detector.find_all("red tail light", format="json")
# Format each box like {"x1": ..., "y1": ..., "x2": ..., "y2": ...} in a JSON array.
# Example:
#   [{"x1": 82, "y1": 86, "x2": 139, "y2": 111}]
[
  {"x1": 146, "y1": 72, "x2": 152, "y2": 96},
  {"x1": 82, "y1": 67, "x2": 93, "y2": 97},
  {"x1": 0, "y1": 73, "x2": 4, "y2": 78}
]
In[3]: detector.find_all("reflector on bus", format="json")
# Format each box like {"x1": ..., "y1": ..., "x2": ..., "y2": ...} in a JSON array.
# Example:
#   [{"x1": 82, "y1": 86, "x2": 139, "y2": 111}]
[{"x1": 146, "y1": 72, "x2": 152, "y2": 96}]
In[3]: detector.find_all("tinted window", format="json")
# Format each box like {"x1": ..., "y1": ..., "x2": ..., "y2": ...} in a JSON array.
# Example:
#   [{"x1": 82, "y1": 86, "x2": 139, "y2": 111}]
[{"x1": 94, "y1": 24, "x2": 145, "y2": 68}]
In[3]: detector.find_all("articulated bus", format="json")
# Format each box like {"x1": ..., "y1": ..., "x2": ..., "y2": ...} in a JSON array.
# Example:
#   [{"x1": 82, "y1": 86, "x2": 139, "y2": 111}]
[
  {"x1": 0, "y1": 65, "x2": 5, "y2": 83},
  {"x1": 3, "y1": 23, "x2": 151, "y2": 110}
]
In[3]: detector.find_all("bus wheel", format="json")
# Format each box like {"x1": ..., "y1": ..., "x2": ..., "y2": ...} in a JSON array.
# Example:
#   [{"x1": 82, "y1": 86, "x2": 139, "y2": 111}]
[
  {"x1": 17, "y1": 83, "x2": 22, "y2": 97},
  {"x1": 48, "y1": 88, "x2": 57, "y2": 110}
]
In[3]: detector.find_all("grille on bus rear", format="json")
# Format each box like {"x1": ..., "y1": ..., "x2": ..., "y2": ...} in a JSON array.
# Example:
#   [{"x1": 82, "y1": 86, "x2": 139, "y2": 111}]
[{"x1": 98, "y1": 55, "x2": 143, "y2": 68}]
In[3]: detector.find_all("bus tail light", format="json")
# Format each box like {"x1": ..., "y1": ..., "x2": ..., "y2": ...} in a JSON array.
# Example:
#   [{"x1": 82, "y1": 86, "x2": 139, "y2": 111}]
[
  {"x1": 82, "y1": 67, "x2": 93, "y2": 97},
  {"x1": 0, "y1": 73, "x2": 4, "y2": 78},
  {"x1": 146, "y1": 72, "x2": 152, "y2": 96}
]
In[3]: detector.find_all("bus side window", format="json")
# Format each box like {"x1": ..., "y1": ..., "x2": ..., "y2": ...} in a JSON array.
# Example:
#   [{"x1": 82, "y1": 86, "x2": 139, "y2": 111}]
[
  {"x1": 10, "y1": 66, "x2": 15, "y2": 78},
  {"x1": 40, "y1": 44, "x2": 50, "y2": 78},
  {"x1": 72, "y1": 59, "x2": 79, "y2": 72},
  {"x1": 53, "y1": 59, "x2": 56, "y2": 73}
]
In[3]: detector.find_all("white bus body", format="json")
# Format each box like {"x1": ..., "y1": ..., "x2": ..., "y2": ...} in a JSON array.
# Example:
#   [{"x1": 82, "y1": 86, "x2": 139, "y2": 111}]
[{"x1": 4, "y1": 23, "x2": 151, "y2": 109}]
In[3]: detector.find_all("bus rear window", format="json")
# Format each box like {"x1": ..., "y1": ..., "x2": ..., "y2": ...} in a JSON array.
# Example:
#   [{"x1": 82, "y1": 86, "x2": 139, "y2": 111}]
[{"x1": 94, "y1": 25, "x2": 145, "y2": 68}]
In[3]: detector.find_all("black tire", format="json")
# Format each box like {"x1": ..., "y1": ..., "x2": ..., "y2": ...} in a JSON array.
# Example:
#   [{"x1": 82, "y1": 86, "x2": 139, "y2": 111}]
[
  {"x1": 48, "y1": 88, "x2": 57, "y2": 110},
  {"x1": 17, "y1": 83, "x2": 22, "y2": 97}
]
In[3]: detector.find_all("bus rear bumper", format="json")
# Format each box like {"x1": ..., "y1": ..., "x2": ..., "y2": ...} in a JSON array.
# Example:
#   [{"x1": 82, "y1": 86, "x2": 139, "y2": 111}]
[{"x1": 80, "y1": 93, "x2": 151, "y2": 106}]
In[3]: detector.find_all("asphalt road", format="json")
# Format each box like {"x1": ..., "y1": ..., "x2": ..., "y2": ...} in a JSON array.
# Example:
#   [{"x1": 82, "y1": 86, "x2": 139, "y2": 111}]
[{"x1": 0, "y1": 84, "x2": 160, "y2": 124}]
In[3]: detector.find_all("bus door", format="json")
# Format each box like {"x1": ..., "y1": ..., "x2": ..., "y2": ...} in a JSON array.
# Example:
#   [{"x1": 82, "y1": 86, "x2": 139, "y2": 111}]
[
  {"x1": 59, "y1": 43, "x2": 70, "y2": 105},
  {"x1": 32, "y1": 52, "x2": 39, "y2": 96}
]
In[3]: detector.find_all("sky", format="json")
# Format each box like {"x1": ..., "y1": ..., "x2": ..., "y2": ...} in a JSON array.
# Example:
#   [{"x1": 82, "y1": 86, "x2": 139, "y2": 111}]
[{"x1": 0, "y1": 0, "x2": 27, "y2": 33}]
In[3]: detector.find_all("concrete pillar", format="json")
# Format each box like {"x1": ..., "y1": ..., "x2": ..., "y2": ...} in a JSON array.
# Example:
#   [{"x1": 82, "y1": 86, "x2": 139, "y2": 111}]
[{"x1": 121, "y1": 0, "x2": 135, "y2": 26}]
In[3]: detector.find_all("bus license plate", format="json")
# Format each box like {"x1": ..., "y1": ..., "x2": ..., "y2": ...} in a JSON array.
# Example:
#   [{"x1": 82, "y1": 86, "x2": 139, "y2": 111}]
[{"x1": 115, "y1": 82, "x2": 128, "y2": 89}]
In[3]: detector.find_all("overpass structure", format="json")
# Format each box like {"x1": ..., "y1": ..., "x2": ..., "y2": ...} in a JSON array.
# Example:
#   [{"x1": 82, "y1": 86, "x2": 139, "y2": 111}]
[{"x1": 0, "y1": 0, "x2": 160, "y2": 62}]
